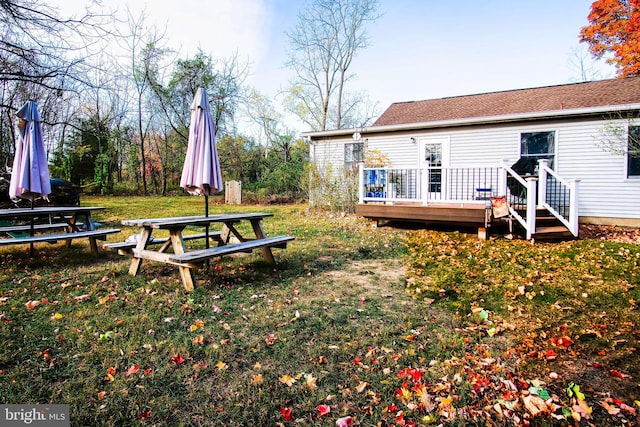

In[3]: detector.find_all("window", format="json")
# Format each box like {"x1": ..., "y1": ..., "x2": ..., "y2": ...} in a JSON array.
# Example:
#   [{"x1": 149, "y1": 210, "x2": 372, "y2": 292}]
[
  {"x1": 344, "y1": 142, "x2": 364, "y2": 168},
  {"x1": 628, "y1": 126, "x2": 640, "y2": 177},
  {"x1": 519, "y1": 131, "x2": 555, "y2": 174},
  {"x1": 424, "y1": 143, "x2": 442, "y2": 192}
]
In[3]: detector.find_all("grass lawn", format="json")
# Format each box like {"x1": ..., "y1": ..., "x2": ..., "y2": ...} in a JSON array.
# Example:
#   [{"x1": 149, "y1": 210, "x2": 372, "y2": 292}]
[{"x1": 0, "y1": 196, "x2": 638, "y2": 426}]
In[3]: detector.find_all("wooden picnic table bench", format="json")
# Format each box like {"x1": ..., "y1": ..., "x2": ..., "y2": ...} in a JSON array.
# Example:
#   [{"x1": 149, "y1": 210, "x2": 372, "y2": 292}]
[
  {"x1": 116, "y1": 213, "x2": 294, "y2": 291},
  {"x1": 0, "y1": 222, "x2": 77, "y2": 236},
  {"x1": 0, "y1": 229, "x2": 121, "y2": 255},
  {"x1": 167, "y1": 235, "x2": 294, "y2": 264},
  {"x1": 104, "y1": 231, "x2": 222, "y2": 254},
  {"x1": 0, "y1": 206, "x2": 119, "y2": 256}
]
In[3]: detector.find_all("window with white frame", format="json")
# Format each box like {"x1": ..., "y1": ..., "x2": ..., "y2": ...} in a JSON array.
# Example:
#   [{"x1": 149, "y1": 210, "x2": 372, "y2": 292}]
[
  {"x1": 344, "y1": 142, "x2": 364, "y2": 168},
  {"x1": 423, "y1": 143, "x2": 442, "y2": 192},
  {"x1": 520, "y1": 131, "x2": 555, "y2": 174},
  {"x1": 628, "y1": 126, "x2": 640, "y2": 177}
]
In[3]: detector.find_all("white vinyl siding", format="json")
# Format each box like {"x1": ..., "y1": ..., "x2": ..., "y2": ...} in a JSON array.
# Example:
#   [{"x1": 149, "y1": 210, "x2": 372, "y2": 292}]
[{"x1": 311, "y1": 117, "x2": 640, "y2": 221}]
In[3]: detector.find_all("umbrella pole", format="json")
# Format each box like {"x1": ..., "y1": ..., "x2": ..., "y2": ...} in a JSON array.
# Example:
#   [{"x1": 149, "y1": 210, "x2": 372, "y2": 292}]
[
  {"x1": 205, "y1": 195, "x2": 210, "y2": 270},
  {"x1": 29, "y1": 198, "x2": 34, "y2": 257},
  {"x1": 205, "y1": 195, "x2": 210, "y2": 248}
]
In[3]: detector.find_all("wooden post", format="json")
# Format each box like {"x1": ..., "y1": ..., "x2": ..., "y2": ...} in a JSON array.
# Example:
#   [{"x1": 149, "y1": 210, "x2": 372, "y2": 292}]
[
  {"x1": 421, "y1": 168, "x2": 429, "y2": 206},
  {"x1": 477, "y1": 227, "x2": 487, "y2": 240},
  {"x1": 498, "y1": 160, "x2": 508, "y2": 197},
  {"x1": 537, "y1": 159, "x2": 549, "y2": 206},
  {"x1": 569, "y1": 179, "x2": 580, "y2": 237},
  {"x1": 525, "y1": 177, "x2": 538, "y2": 241}
]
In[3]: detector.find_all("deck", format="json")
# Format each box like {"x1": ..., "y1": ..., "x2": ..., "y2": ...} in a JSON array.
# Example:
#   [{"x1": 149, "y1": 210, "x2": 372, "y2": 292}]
[{"x1": 356, "y1": 161, "x2": 580, "y2": 240}]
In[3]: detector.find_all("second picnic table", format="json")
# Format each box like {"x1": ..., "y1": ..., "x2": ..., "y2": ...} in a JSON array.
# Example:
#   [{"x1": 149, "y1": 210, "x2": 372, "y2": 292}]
[
  {"x1": 113, "y1": 212, "x2": 294, "y2": 291},
  {"x1": 0, "y1": 206, "x2": 120, "y2": 256}
]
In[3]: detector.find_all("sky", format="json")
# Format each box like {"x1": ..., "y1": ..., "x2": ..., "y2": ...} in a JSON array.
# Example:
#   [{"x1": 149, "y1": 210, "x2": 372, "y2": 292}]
[{"x1": 61, "y1": 0, "x2": 615, "y2": 132}]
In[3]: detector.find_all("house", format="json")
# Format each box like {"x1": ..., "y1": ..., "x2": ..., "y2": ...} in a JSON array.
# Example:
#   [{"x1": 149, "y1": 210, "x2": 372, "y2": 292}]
[{"x1": 302, "y1": 77, "x2": 640, "y2": 240}]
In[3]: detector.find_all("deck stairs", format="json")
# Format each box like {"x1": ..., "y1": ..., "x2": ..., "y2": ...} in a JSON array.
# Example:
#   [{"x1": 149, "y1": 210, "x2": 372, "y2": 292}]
[{"x1": 509, "y1": 206, "x2": 574, "y2": 241}]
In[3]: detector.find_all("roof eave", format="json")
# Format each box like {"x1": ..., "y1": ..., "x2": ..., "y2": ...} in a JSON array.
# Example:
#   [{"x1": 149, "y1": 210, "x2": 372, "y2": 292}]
[{"x1": 301, "y1": 103, "x2": 640, "y2": 140}]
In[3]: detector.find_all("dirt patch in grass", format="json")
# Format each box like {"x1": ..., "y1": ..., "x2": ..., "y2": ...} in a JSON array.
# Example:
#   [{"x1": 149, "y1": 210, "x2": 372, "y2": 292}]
[
  {"x1": 322, "y1": 258, "x2": 406, "y2": 294},
  {"x1": 293, "y1": 258, "x2": 407, "y2": 312}
]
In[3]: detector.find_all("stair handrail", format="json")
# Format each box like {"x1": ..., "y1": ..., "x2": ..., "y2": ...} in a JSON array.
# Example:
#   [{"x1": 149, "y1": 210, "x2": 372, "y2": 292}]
[
  {"x1": 501, "y1": 161, "x2": 537, "y2": 240},
  {"x1": 537, "y1": 160, "x2": 579, "y2": 237}
]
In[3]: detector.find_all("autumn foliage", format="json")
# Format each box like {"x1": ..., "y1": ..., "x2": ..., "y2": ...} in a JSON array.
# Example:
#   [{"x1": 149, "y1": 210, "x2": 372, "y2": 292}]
[{"x1": 580, "y1": 0, "x2": 640, "y2": 76}]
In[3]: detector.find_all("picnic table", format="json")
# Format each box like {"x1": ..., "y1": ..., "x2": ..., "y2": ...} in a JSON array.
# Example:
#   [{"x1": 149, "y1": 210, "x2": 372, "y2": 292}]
[
  {"x1": 111, "y1": 213, "x2": 294, "y2": 291},
  {"x1": 0, "y1": 206, "x2": 120, "y2": 256}
]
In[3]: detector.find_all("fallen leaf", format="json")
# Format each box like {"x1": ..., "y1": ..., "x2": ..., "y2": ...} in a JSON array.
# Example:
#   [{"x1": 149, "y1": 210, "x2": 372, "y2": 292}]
[
  {"x1": 356, "y1": 381, "x2": 368, "y2": 393},
  {"x1": 25, "y1": 300, "x2": 40, "y2": 310},
  {"x1": 98, "y1": 331, "x2": 114, "y2": 342},
  {"x1": 610, "y1": 369, "x2": 632, "y2": 379},
  {"x1": 566, "y1": 382, "x2": 585, "y2": 401},
  {"x1": 316, "y1": 404, "x2": 330, "y2": 417},
  {"x1": 304, "y1": 373, "x2": 317, "y2": 390},
  {"x1": 281, "y1": 407, "x2": 292, "y2": 421},
  {"x1": 265, "y1": 333, "x2": 277, "y2": 345},
  {"x1": 551, "y1": 336, "x2": 573, "y2": 347},
  {"x1": 125, "y1": 365, "x2": 140, "y2": 377},
  {"x1": 137, "y1": 408, "x2": 151, "y2": 419},
  {"x1": 523, "y1": 394, "x2": 550, "y2": 417},
  {"x1": 335, "y1": 416, "x2": 353, "y2": 427},
  {"x1": 572, "y1": 398, "x2": 592, "y2": 420},
  {"x1": 279, "y1": 374, "x2": 296, "y2": 386},
  {"x1": 602, "y1": 399, "x2": 621, "y2": 416},
  {"x1": 171, "y1": 353, "x2": 185, "y2": 365}
]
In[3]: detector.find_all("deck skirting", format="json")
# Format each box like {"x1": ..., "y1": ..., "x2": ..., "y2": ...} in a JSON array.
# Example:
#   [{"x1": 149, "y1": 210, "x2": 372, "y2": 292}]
[{"x1": 356, "y1": 203, "x2": 487, "y2": 227}]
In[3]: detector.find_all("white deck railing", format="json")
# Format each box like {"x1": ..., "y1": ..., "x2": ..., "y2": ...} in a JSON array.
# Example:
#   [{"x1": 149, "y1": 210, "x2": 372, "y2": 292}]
[{"x1": 358, "y1": 160, "x2": 580, "y2": 239}]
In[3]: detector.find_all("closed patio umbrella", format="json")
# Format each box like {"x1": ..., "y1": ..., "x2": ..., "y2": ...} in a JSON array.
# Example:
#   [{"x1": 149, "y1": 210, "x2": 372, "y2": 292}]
[
  {"x1": 9, "y1": 100, "x2": 51, "y2": 256},
  {"x1": 9, "y1": 100, "x2": 51, "y2": 203},
  {"x1": 180, "y1": 87, "x2": 223, "y2": 248}
]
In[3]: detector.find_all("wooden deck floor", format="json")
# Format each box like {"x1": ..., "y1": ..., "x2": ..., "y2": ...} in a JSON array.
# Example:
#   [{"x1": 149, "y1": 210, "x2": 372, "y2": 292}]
[{"x1": 356, "y1": 202, "x2": 488, "y2": 227}]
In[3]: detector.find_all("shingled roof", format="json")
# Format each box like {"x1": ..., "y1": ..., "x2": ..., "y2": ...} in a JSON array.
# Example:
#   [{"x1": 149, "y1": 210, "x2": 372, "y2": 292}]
[{"x1": 373, "y1": 77, "x2": 640, "y2": 127}]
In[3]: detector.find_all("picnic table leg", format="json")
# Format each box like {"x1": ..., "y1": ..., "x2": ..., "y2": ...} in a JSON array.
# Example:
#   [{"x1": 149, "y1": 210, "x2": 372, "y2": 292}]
[
  {"x1": 65, "y1": 212, "x2": 89, "y2": 249},
  {"x1": 169, "y1": 229, "x2": 195, "y2": 292},
  {"x1": 88, "y1": 237, "x2": 99, "y2": 256},
  {"x1": 250, "y1": 219, "x2": 275, "y2": 264},
  {"x1": 177, "y1": 266, "x2": 195, "y2": 292},
  {"x1": 220, "y1": 222, "x2": 244, "y2": 244},
  {"x1": 129, "y1": 227, "x2": 152, "y2": 276}
]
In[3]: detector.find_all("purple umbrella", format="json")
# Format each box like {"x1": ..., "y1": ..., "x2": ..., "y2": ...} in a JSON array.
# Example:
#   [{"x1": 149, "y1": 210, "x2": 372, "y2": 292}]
[
  {"x1": 9, "y1": 100, "x2": 51, "y2": 256},
  {"x1": 9, "y1": 100, "x2": 51, "y2": 202},
  {"x1": 180, "y1": 88, "x2": 223, "y2": 248}
]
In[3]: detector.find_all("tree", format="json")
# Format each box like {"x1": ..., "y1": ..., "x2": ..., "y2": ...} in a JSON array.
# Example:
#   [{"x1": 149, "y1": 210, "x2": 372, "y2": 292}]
[
  {"x1": 580, "y1": 0, "x2": 640, "y2": 77},
  {"x1": 594, "y1": 111, "x2": 640, "y2": 157},
  {"x1": 284, "y1": 0, "x2": 380, "y2": 131},
  {"x1": 0, "y1": 0, "x2": 109, "y2": 97},
  {"x1": 567, "y1": 45, "x2": 611, "y2": 82},
  {"x1": 117, "y1": 8, "x2": 168, "y2": 195},
  {"x1": 0, "y1": 0, "x2": 114, "y2": 170}
]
